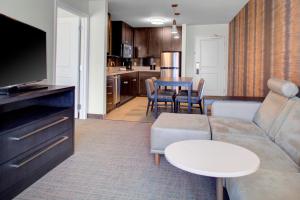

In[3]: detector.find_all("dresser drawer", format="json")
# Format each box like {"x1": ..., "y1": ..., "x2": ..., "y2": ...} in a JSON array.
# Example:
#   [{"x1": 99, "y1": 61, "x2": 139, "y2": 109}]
[
  {"x1": 0, "y1": 109, "x2": 73, "y2": 164},
  {"x1": 0, "y1": 130, "x2": 73, "y2": 199}
]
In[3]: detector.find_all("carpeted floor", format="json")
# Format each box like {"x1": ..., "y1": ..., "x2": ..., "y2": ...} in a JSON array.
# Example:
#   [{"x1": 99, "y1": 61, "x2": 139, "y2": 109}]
[{"x1": 15, "y1": 119, "x2": 215, "y2": 200}]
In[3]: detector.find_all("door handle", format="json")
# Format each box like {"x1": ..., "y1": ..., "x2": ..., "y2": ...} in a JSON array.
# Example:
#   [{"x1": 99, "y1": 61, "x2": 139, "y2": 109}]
[{"x1": 195, "y1": 62, "x2": 200, "y2": 75}]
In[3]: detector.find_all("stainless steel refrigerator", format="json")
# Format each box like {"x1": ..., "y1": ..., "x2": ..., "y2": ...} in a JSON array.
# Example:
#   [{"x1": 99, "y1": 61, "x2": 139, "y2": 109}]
[{"x1": 160, "y1": 51, "x2": 181, "y2": 78}]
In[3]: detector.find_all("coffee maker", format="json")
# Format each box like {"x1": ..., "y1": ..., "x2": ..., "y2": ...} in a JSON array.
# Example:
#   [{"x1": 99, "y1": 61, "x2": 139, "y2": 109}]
[{"x1": 123, "y1": 58, "x2": 132, "y2": 70}]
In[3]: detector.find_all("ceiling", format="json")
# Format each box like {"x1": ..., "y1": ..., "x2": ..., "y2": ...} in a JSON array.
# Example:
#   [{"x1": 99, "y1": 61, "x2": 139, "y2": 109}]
[
  {"x1": 57, "y1": 8, "x2": 78, "y2": 18},
  {"x1": 108, "y1": 0, "x2": 248, "y2": 27}
]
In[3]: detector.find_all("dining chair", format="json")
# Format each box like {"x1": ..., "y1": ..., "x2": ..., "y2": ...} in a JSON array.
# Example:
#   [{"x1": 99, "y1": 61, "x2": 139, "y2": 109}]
[
  {"x1": 145, "y1": 78, "x2": 175, "y2": 115},
  {"x1": 175, "y1": 79, "x2": 205, "y2": 114}
]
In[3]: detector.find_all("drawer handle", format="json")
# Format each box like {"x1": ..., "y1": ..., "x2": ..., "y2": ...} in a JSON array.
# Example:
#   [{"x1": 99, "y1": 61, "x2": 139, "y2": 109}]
[
  {"x1": 9, "y1": 136, "x2": 69, "y2": 168},
  {"x1": 10, "y1": 117, "x2": 69, "y2": 141},
  {"x1": 123, "y1": 81, "x2": 129, "y2": 84},
  {"x1": 107, "y1": 92, "x2": 113, "y2": 95},
  {"x1": 107, "y1": 86, "x2": 113, "y2": 88},
  {"x1": 132, "y1": 79, "x2": 137, "y2": 82}
]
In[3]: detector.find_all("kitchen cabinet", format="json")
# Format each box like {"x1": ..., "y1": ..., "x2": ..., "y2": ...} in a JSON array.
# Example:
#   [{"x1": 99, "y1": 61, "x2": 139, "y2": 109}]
[
  {"x1": 133, "y1": 27, "x2": 182, "y2": 58},
  {"x1": 106, "y1": 76, "x2": 115, "y2": 113},
  {"x1": 162, "y1": 27, "x2": 182, "y2": 52},
  {"x1": 148, "y1": 28, "x2": 163, "y2": 58},
  {"x1": 107, "y1": 13, "x2": 112, "y2": 54},
  {"x1": 111, "y1": 21, "x2": 133, "y2": 56},
  {"x1": 134, "y1": 28, "x2": 148, "y2": 58},
  {"x1": 162, "y1": 27, "x2": 172, "y2": 52},
  {"x1": 171, "y1": 27, "x2": 182, "y2": 51},
  {"x1": 138, "y1": 71, "x2": 160, "y2": 96},
  {"x1": 120, "y1": 72, "x2": 138, "y2": 104},
  {"x1": 122, "y1": 23, "x2": 133, "y2": 45}
]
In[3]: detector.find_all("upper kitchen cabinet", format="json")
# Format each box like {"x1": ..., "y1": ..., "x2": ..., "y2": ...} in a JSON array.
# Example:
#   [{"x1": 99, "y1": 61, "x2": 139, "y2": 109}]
[
  {"x1": 148, "y1": 28, "x2": 163, "y2": 58},
  {"x1": 134, "y1": 28, "x2": 148, "y2": 58},
  {"x1": 111, "y1": 21, "x2": 133, "y2": 57},
  {"x1": 107, "y1": 13, "x2": 112, "y2": 55},
  {"x1": 122, "y1": 22, "x2": 133, "y2": 45},
  {"x1": 162, "y1": 27, "x2": 172, "y2": 52},
  {"x1": 162, "y1": 26, "x2": 182, "y2": 52},
  {"x1": 171, "y1": 27, "x2": 182, "y2": 51},
  {"x1": 134, "y1": 27, "x2": 182, "y2": 58}
]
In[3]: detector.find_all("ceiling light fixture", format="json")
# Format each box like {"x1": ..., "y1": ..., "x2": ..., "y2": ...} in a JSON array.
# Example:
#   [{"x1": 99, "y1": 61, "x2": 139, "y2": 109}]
[
  {"x1": 149, "y1": 18, "x2": 167, "y2": 25},
  {"x1": 171, "y1": 19, "x2": 178, "y2": 34},
  {"x1": 171, "y1": 4, "x2": 180, "y2": 37}
]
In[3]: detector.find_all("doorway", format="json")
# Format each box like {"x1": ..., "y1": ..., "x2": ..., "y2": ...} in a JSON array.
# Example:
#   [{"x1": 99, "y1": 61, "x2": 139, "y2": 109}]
[
  {"x1": 194, "y1": 36, "x2": 227, "y2": 96},
  {"x1": 55, "y1": 1, "x2": 89, "y2": 119}
]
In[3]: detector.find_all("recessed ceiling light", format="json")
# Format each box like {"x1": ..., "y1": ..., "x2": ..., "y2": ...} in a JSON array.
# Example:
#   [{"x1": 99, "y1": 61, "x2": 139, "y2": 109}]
[{"x1": 148, "y1": 18, "x2": 167, "y2": 25}]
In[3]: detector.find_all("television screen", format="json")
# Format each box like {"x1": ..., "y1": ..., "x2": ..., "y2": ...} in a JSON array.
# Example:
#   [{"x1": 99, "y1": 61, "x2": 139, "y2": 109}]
[{"x1": 0, "y1": 14, "x2": 47, "y2": 88}]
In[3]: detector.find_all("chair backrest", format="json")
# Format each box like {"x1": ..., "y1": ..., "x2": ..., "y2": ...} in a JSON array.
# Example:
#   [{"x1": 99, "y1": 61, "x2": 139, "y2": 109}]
[
  {"x1": 253, "y1": 78, "x2": 299, "y2": 140},
  {"x1": 145, "y1": 78, "x2": 155, "y2": 99},
  {"x1": 197, "y1": 79, "x2": 205, "y2": 99}
]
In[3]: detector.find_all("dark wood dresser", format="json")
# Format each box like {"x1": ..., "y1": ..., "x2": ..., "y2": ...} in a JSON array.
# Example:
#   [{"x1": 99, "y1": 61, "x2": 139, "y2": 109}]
[{"x1": 0, "y1": 86, "x2": 75, "y2": 199}]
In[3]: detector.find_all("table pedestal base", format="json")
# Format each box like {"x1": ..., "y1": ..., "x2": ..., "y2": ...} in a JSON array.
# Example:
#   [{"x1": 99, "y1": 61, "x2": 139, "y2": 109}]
[{"x1": 216, "y1": 177, "x2": 224, "y2": 200}]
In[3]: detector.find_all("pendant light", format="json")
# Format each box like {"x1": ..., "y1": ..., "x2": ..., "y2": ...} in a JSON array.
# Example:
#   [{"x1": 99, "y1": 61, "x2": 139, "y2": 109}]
[
  {"x1": 171, "y1": 19, "x2": 178, "y2": 34},
  {"x1": 171, "y1": 4, "x2": 180, "y2": 37}
]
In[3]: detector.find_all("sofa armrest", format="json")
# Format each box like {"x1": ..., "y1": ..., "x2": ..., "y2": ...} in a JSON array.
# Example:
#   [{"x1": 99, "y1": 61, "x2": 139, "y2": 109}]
[{"x1": 211, "y1": 101, "x2": 261, "y2": 121}]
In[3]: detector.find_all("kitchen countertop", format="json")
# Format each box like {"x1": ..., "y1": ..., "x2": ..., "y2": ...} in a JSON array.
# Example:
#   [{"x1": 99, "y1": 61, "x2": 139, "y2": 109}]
[{"x1": 107, "y1": 66, "x2": 160, "y2": 76}]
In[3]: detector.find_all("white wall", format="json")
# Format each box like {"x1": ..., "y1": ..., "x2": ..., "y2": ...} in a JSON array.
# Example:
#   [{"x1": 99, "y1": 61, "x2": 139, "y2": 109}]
[
  {"x1": 0, "y1": 0, "x2": 55, "y2": 84},
  {"x1": 88, "y1": 0, "x2": 108, "y2": 115},
  {"x1": 184, "y1": 24, "x2": 229, "y2": 78}
]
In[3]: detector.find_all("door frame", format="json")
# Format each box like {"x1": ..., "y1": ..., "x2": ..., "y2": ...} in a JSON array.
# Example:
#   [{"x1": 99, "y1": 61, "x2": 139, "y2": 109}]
[
  {"x1": 54, "y1": 0, "x2": 90, "y2": 119},
  {"x1": 195, "y1": 36, "x2": 228, "y2": 95}
]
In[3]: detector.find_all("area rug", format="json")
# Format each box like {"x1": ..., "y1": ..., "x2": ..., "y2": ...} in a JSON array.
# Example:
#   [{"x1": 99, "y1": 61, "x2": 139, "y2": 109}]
[{"x1": 15, "y1": 119, "x2": 215, "y2": 200}]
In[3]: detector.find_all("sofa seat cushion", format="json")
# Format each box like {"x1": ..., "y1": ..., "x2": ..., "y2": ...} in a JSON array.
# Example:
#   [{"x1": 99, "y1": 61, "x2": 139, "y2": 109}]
[
  {"x1": 151, "y1": 113, "x2": 211, "y2": 154},
  {"x1": 209, "y1": 116, "x2": 267, "y2": 141},
  {"x1": 226, "y1": 169, "x2": 300, "y2": 200},
  {"x1": 217, "y1": 136, "x2": 299, "y2": 172}
]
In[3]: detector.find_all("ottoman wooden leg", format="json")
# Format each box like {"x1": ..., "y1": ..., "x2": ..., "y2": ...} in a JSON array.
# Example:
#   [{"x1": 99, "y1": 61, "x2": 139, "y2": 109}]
[{"x1": 154, "y1": 153, "x2": 160, "y2": 166}]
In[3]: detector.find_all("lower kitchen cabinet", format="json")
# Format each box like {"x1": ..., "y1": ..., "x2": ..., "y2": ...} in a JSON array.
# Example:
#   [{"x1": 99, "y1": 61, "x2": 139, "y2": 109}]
[
  {"x1": 120, "y1": 72, "x2": 138, "y2": 104},
  {"x1": 106, "y1": 76, "x2": 115, "y2": 113},
  {"x1": 106, "y1": 71, "x2": 160, "y2": 113},
  {"x1": 138, "y1": 71, "x2": 160, "y2": 96}
]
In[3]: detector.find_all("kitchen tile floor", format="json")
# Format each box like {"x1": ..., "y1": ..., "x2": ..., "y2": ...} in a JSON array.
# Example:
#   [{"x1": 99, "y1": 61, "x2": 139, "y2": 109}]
[{"x1": 105, "y1": 97, "x2": 202, "y2": 123}]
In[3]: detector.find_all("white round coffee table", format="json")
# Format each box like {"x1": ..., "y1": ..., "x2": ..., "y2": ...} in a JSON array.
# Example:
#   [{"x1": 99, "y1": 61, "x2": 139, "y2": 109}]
[{"x1": 165, "y1": 140, "x2": 260, "y2": 200}]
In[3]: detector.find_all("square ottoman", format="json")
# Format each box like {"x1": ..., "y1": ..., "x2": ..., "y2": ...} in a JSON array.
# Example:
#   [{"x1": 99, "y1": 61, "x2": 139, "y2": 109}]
[{"x1": 151, "y1": 113, "x2": 211, "y2": 165}]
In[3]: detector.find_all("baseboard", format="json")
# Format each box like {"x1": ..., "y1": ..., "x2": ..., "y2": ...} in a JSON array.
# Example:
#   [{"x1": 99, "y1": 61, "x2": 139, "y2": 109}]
[{"x1": 87, "y1": 113, "x2": 106, "y2": 119}]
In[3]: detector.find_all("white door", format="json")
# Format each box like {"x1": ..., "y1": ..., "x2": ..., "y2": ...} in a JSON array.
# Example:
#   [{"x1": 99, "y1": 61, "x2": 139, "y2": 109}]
[
  {"x1": 194, "y1": 37, "x2": 226, "y2": 95},
  {"x1": 56, "y1": 16, "x2": 80, "y2": 118}
]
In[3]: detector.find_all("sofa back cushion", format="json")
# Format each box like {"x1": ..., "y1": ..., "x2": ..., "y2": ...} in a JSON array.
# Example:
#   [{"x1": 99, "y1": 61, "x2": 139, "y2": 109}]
[
  {"x1": 275, "y1": 98, "x2": 300, "y2": 166},
  {"x1": 253, "y1": 91, "x2": 288, "y2": 138},
  {"x1": 253, "y1": 79, "x2": 299, "y2": 140}
]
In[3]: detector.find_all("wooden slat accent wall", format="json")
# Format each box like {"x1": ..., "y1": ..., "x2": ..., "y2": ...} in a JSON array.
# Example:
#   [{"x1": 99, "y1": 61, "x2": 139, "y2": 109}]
[{"x1": 228, "y1": 0, "x2": 300, "y2": 96}]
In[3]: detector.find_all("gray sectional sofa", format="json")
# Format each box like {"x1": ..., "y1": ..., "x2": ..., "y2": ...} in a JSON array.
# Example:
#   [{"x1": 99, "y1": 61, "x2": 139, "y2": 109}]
[{"x1": 151, "y1": 78, "x2": 300, "y2": 200}]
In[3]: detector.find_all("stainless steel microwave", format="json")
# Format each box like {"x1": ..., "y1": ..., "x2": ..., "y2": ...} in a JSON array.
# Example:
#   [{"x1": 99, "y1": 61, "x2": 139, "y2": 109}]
[{"x1": 121, "y1": 44, "x2": 133, "y2": 58}]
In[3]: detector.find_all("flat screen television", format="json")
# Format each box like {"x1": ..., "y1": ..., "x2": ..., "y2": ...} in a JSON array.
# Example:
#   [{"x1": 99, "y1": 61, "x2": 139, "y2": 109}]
[{"x1": 0, "y1": 14, "x2": 47, "y2": 88}]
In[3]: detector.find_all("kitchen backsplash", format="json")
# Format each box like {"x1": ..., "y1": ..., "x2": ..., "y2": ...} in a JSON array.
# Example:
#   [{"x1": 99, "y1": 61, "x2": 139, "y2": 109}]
[{"x1": 107, "y1": 57, "x2": 161, "y2": 68}]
